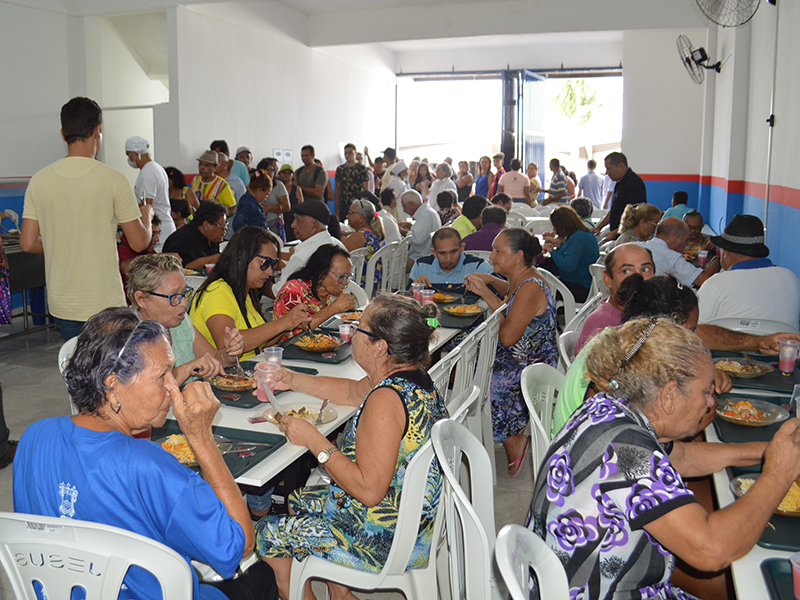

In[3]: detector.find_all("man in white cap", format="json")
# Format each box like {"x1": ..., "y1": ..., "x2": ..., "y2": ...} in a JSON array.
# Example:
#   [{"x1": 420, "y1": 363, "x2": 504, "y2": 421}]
[
  {"x1": 125, "y1": 136, "x2": 175, "y2": 251},
  {"x1": 235, "y1": 146, "x2": 253, "y2": 170},
  {"x1": 190, "y1": 150, "x2": 237, "y2": 217},
  {"x1": 386, "y1": 160, "x2": 410, "y2": 222}
]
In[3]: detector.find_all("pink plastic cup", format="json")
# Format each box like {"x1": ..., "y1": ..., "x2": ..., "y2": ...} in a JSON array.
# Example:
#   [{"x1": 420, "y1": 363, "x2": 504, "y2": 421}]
[
  {"x1": 790, "y1": 552, "x2": 800, "y2": 599},
  {"x1": 338, "y1": 323, "x2": 352, "y2": 343},
  {"x1": 779, "y1": 339, "x2": 800, "y2": 375},
  {"x1": 697, "y1": 250, "x2": 708, "y2": 267},
  {"x1": 412, "y1": 282, "x2": 424, "y2": 303},
  {"x1": 421, "y1": 289, "x2": 435, "y2": 305},
  {"x1": 255, "y1": 362, "x2": 279, "y2": 402}
]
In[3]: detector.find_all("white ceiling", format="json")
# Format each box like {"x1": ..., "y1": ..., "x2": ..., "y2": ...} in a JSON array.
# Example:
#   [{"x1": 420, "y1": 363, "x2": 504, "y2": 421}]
[{"x1": 381, "y1": 30, "x2": 624, "y2": 52}]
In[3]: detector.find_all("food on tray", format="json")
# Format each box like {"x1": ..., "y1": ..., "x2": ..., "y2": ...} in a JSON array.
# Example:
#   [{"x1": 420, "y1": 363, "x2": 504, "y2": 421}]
[
  {"x1": 265, "y1": 406, "x2": 320, "y2": 424},
  {"x1": 209, "y1": 374, "x2": 254, "y2": 390},
  {"x1": 433, "y1": 292, "x2": 458, "y2": 302},
  {"x1": 738, "y1": 478, "x2": 800, "y2": 513},
  {"x1": 715, "y1": 358, "x2": 771, "y2": 376},
  {"x1": 183, "y1": 268, "x2": 202, "y2": 276},
  {"x1": 339, "y1": 311, "x2": 362, "y2": 323},
  {"x1": 443, "y1": 304, "x2": 483, "y2": 316},
  {"x1": 294, "y1": 333, "x2": 341, "y2": 351},
  {"x1": 161, "y1": 434, "x2": 198, "y2": 464},
  {"x1": 719, "y1": 400, "x2": 766, "y2": 423}
]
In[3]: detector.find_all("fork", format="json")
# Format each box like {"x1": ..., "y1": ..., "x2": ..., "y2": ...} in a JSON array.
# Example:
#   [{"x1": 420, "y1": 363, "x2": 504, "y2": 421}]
[
  {"x1": 315, "y1": 399, "x2": 330, "y2": 425},
  {"x1": 234, "y1": 355, "x2": 246, "y2": 378}
]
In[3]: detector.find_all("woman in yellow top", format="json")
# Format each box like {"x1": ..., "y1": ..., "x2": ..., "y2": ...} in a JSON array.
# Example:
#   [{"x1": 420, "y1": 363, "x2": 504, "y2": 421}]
[{"x1": 190, "y1": 226, "x2": 311, "y2": 359}]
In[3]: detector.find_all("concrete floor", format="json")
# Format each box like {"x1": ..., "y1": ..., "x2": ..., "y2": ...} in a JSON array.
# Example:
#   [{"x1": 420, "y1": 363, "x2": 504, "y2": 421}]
[{"x1": 0, "y1": 324, "x2": 534, "y2": 599}]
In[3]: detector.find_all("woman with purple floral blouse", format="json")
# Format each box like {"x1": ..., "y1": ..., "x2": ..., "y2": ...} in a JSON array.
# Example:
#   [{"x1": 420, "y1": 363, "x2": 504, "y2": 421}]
[{"x1": 528, "y1": 318, "x2": 800, "y2": 600}]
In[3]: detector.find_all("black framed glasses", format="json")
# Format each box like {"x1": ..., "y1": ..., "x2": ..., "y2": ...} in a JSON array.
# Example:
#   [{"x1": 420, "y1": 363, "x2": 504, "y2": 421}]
[
  {"x1": 257, "y1": 255, "x2": 280, "y2": 271},
  {"x1": 147, "y1": 287, "x2": 194, "y2": 307},
  {"x1": 210, "y1": 220, "x2": 228, "y2": 230},
  {"x1": 330, "y1": 271, "x2": 352, "y2": 284},
  {"x1": 353, "y1": 326, "x2": 391, "y2": 355}
]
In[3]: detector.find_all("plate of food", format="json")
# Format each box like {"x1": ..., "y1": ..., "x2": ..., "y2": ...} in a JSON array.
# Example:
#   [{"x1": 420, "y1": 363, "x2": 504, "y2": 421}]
[
  {"x1": 441, "y1": 304, "x2": 484, "y2": 317},
  {"x1": 292, "y1": 333, "x2": 343, "y2": 353},
  {"x1": 730, "y1": 473, "x2": 800, "y2": 516},
  {"x1": 433, "y1": 292, "x2": 460, "y2": 303},
  {"x1": 257, "y1": 402, "x2": 338, "y2": 426},
  {"x1": 716, "y1": 398, "x2": 789, "y2": 427},
  {"x1": 160, "y1": 433, "x2": 231, "y2": 466},
  {"x1": 183, "y1": 268, "x2": 203, "y2": 276},
  {"x1": 208, "y1": 373, "x2": 254, "y2": 392},
  {"x1": 714, "y1": 357, "x2": 774, "y2": 378},
  {"x1": 337, "y1": 311, "x2": 362, "y2": 323}
]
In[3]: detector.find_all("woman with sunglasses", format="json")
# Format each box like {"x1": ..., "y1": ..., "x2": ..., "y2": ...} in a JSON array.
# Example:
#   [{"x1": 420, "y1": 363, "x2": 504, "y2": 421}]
[
  {"x1": 127, "y1": 254, "x2": 244, "y2": 385},
  {"x1": 273, "y1": 244, "x2": 356, "y2": 341},
  {"x1": 190, "y1": 226, "x2": 311, "y2": 360}
]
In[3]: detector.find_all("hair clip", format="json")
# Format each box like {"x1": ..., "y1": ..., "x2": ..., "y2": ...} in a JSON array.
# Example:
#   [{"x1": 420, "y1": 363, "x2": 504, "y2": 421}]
[
  {"x1": 426, "y1": 317, "x2": 439, "y2": 328},
  {"x1": 609, "y1": 378, "x2": 620, "y2": 390},
  {"x1": 609, "y1": 318, "x2": 658, "y2": 387}
]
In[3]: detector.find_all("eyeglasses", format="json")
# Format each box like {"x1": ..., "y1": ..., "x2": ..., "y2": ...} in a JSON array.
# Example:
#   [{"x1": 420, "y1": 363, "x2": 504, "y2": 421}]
[
  {"x1": 257, "y1": 255, "x2": 280, "y2": 271},
  {"x1": 147, "y1": 287, "x2": 195, "y2": 307},
  {"x1": 329, "y1": 271, "x2": 352, "y2": 284},
  {"x1": 353, "y1": 326, "x2": 391, "y2": 354},
  {"x1": 210, "y1": 220, "x2": 228, "y2": 230}
]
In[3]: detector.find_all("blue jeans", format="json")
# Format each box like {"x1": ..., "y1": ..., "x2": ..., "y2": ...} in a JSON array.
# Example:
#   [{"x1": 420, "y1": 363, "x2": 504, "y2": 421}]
[{"x1": 53, "y1": 317, "x2": 85, "y2": 341}]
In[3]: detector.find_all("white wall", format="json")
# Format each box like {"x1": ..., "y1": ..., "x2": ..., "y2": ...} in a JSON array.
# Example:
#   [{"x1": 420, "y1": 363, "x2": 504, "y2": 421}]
[
  {"x1": 621, "y1": 29, "x2": 706, "y2": 176},
  {"x1": 0, "y1": 2, "x2": 70, "y2": 178}
]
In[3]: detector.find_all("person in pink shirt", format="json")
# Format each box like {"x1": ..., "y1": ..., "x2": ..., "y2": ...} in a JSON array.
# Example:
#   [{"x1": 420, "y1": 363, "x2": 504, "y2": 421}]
[{"x1": 498, "y1": 158, "x2": 531, "y2": 206}]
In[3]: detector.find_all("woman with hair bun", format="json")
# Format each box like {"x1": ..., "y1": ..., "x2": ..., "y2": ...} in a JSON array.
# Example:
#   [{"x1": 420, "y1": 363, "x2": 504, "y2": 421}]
[
  {"x1": 615, "y1": 202, "x2": 661, "y2": 246},
  {"x1": 465, "y1": 228, "x2": 557, "y2": 476},
  {"x1": 531, "y1": 317, "x2": 800, "y2": 600},
  {"x1": 342, "y1": 198, "x2": 386, "y2": 289}
]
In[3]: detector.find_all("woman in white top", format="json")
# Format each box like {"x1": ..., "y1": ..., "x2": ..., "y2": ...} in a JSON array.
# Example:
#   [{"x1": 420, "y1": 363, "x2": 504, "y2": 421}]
[{"x1": 498, "y1": 158, "x2": 531, "y2": 205}]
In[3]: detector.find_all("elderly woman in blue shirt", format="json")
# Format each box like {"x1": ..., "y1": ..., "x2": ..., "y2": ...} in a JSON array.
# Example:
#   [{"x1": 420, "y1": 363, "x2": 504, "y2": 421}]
[{"x1": 542, "y1": 205, "x2": 600, "y2": 302}]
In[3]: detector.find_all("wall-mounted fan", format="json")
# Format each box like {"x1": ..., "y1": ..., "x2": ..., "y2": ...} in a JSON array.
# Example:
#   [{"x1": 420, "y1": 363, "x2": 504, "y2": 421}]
[
  {"x1": 694, "y1": 0, "x2": 762, "y2": 28},
  {"x1": 676, "y1": 35, "x2": 721, "y2": 84}
]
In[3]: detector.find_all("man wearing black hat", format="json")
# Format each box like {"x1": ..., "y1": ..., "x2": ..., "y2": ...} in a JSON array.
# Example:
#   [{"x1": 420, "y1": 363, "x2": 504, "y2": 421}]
[
  {"x1": 271, "y1": 200, "x2": 347, "y2": 294},
  {"x1": 698, "y1": 214, "x2": 800, "y2": 326}
]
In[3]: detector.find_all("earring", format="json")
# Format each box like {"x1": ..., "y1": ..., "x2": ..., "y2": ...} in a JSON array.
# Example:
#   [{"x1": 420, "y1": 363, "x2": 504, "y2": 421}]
[{"x1": 111, "y1": 402, "x2": 122, "y2": 414}]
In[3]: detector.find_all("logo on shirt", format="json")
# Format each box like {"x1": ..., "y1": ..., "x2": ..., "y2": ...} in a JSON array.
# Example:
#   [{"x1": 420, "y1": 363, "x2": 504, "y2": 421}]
[{"x1": 58, "y1": 482, "x2": 78, "y2": 518}]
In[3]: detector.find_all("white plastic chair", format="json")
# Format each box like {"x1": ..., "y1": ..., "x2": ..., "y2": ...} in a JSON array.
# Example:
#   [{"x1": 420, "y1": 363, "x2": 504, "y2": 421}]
[
  {"x1": 431, "y1": 419, "x2": 502, "y2": 600},
  {"x1": 288, "y1": 442, "x2": 442, "y2": 600},
  {"x1": 474, "y1": 304, "x2": 505, "y2": 484},
  {"x1": 0, "y1": 512, "x2": 193, "y2": 600},
  {"x1": 58, "y1": 337, "x2": 79, "y2": 415},
  {"x1": 451, "y1": 323, "x2": 482, "y2": 398},
  {"x1": 509, "y1": 204, "x2": 537, "y2": 217},
  {"x1": 520, "y1": 363, "x2": 564, "y2": 471},
  {"x1": 468, "y1": 250, "x2": 493, "y2": 263},
  {"x1": 705, "y1": 317, "x2": 800, "y2": 336},
  {"x1": 591, "y1": 208, "x2": 609, "y2": 220},
  {"x1": 526, "y1": 217, "x2": 553, "y2": 237},
  {"x1": 391, "y1": 236, "x2": 411, "y2": 292},
  {"x1": 185, "y1": 275, "x2": 207, "y2": 291},
  {"x1": 495, "y1": 524, "x2": 569, "y2": 600},
  {"x1": 563, "y1": 292, "x2": 602, "y2": 335},
  {"x1": 505, "y1": 212, "x2": 525, "y2": 228},
  {"x1": 539, "y1": 269, "x2": 578, "y2": 326},
  {"x1": 588, "y1": 263, "x2": 608, "y2": 299},
  {"x1": 429, "y1": 346, "x2": 462, "y2": 405},
  {"x1": 448, "y1": 385, "x2": 481, "y2": 426},
  {"x1": 363, "y1": 241, "x2": 398, "y2": 297},
  {"x1": 534, "y1": 205, "x2": 555, "y2": 217},
  {"x1": 344, "y1": 280, "x2": 369, "y2": 309},
  {"x1": 348, "y1": 248, "x2": 368, "y2": 283},
  {"x1": 599, "y1": 239, "x2": 616, "y2": 253},
  {"x1": 558, "y1": 330, "x2": 579, "y2": 371}
]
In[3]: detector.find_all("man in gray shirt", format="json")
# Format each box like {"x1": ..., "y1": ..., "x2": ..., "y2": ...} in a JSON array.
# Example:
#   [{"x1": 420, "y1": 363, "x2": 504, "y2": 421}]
[
  {"x1": 577, "y1": 159, "x2": 604, "y2": 209},
  {"x1": 296, "y1": 144, "x2": 328, "y2": 203}
]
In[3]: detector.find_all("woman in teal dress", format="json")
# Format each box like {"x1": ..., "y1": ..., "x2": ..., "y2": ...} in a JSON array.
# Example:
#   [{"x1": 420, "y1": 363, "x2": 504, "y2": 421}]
[
  {"x1": 126, "y1": 254, "x2": 244, "y2": 384},
  {"x1": 342, "y1": 198, "x2": 385, "y2": 290},
  {"x1": 255, "y1": 294, "x2": 447, "y2": 600},
  {"x1": 465, "y1": 228, "x2": 558, "y2": 477}
]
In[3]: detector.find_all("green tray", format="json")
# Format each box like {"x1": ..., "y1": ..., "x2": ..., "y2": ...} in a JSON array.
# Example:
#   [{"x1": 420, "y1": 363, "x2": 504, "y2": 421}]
[
  {"x1": 280, "y1": 332, "x2": 353, "y2": 364},
  {"x1": 712, "y1": 394, "x2": 791, "y2": 443},
  {"x1": 202, "y1": 363, "x2": 318, "y2": 409},
  {"x1": 151, "y1": 421, "x2": 286, "y2": 479},
  {"x1": 761, "y1": 558, "x2": 795, "y2": 600},
  {"x1": 713, "y1": 351, "x2": 800, "y2": 394}
]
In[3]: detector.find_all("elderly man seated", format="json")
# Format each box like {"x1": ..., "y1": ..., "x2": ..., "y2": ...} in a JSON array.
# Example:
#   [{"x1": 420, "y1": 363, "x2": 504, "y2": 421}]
[
  {"x1": 190, "y1": 150, "x2": 237, "y2": 216},
  {"x1": 682, "y1": 209, "x2": 716, "y2": 266},
  {"x1": 162, "y1": 200, "x2": 226, "y2": 269},
  {"x1": 464, "y1": 205, "x2": 506, "y2": 252},
  {"x1": 642, "y1": 217, "x2": 720, "y2": 287},
  {"x1": 408, "y1": 227, "x2": 493, "y2": 291},
  {"x1": 698, "y1": 214, "x2": 800, "y2": 327},
  {"x1": 272, "y1": 201, "x2": 346, "y2": 294},
  {"x1": 398, "y1": 189, "x2": 441, "y2": 271}
]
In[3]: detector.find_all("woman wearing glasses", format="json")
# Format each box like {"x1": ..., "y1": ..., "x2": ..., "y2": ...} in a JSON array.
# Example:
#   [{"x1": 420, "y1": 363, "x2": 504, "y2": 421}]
[
  {"x1": 127, "y1": 254, "x2": 243, "y2": 385},
  {"x1": 614, "y1": 202, "x2": 662, "y2": 247},
  {"x1": 273, "y1": 244, "x2": 356, "y2": 341},
  {"x1": 190, "y1": 226, "x2": 311, "y2": 360}
]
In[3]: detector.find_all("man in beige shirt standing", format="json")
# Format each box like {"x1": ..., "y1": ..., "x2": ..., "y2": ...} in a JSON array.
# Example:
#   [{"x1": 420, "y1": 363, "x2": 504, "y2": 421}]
[{"x1": 21, "y1": 96, "x2": 152, "y2": 340}]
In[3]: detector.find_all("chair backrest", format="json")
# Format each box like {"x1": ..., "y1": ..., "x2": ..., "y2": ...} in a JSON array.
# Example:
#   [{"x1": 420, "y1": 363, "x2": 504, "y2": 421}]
[
  {"x1": 539, "y1": 269, "x2": 577, "y2": 323},
  {"x1": 428, "y1": 346, "x2": 462, "y2": 404},
  {"x1": 510, "y1": 204, "x2": 537, "y2": 216},
  {"x1": 599, "y1": 238, "x2": 616, "y2": 254},
  {"x1": 58, "y1": 337, "x2": 79, "y2": 415},
  {"x1": 431, "y1": 420, "x2": 496, "y2": 600},
  {"x1": 448, "y1": 385, "x2": 481, "y2": 425},
  {"x1": 591, "y1": 207, "x2": 608, "y2": 220},
  {"x1": 588, "y1": 263, "x2": 608, "y2": 299},
  {"x1": 520, "y1": 363, "x2": 564, "y2": 463},
  {"x1": 344, "y1": 280, "x2": 369, "y2": 309},
  {"x1": 558, "y1": 330, "x2": 579, "y2": 371},
  {"x1": 534, "y1": 204, "x2": 555, "y2": 216},
  {"x1": 468, "y1": 250, "x2": 492, "y2": 262},
  {"x1": 495, "y1": 524, "x2": 569, "y2": 600},
  {"x1": 348, "y1": 248, "x2": 368, "y2": 283},
  {"x1": 505, "y1": 212, "x2": 525, "y2": 228},
  {"x1": 390, "y1": 236, "x2": 411, "y2": 292},
  {"x1": 474, "y1": 304, "x2": 505, "y2": 485},
  {"x1": 363, "y1": 241, "x2": 398, "y2": 298},
  {"x1": 526, "y1": 217, "x2": 553, "y2": 237},
  {"x1": 451, "y1": 322, "x2": 483, "y2": 398},
  {"x1": 0, "y1": 512, "x2": 193, "y2": 600},
  {"x1": 705, "y1": 317, "x2": 800, "y2": 336},
  {"x1": 185, "y1": 275, "x2": 207, "y2": 291},
  {"x1": 563, "y1": 292, "x2": 602, "y2": 335}
]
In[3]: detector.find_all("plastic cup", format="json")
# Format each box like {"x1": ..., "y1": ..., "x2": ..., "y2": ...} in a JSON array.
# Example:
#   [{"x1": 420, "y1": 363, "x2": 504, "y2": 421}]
[
  {"x1": 411, "y1": 282, "x2": 424, "y2": 303},
  {"x1": 205, "y1": 263, "x2": 216, "y2": 274},
  {"x1": 421, "y1": 289, "x2": 435, "y2": 305},
  {"x1": 338, "y1": 323, "x2": 352, "y2": 343},
  {"x1": 790, "y1": 552, "x2": 800, "y2": 599},
  {"x1": 779, "y1": 339, "x2": 800, "y2": 375},
  {"x1": 697, "y1": 250, "x2": 708, "y2": 267},
  {"x1": 262, "y1": 347, "x2": 283, "y2": 367},
  {"x1": 255, "y1": 362, "x2": 279, "y2": 402}
]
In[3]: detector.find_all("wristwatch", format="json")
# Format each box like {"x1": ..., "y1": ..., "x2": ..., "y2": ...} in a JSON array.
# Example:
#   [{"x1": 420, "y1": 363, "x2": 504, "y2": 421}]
[{"x1": 317, "y1": 445, "x2": 338, "y2": 464}]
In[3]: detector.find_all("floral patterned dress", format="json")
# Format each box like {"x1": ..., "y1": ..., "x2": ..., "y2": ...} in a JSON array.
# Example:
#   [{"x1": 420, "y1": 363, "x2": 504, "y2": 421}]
[
  {"x1": 255, "y1": 370, "x2": 449, "y2": 572},
  {"x1": 360, "y1": 228, "x2": 384, "y2": 291},
  {"x1": 491, "y1": 277, "x2": 557, "y2": 442},
  {"x1": 527, "y1": 393, "x2": 699, "y2": 600},
  {"x1": 272, "y1": 279, "x2": 327, "y2": 341}
]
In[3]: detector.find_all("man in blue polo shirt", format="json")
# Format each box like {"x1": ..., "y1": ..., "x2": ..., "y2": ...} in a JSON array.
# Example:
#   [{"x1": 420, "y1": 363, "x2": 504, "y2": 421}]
[{"x1": 408, "y1": 227, "x2": 493, "y2": 291}]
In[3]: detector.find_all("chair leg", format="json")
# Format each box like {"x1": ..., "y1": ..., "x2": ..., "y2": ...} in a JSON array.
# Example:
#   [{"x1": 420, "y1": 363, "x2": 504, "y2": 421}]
[{"x1": 480, "y1": 395, "x2": 497, "y2": 484}]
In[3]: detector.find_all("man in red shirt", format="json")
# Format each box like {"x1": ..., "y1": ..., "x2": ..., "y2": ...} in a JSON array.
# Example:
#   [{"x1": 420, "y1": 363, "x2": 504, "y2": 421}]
[{"x1": 118, "y1": 214, "x2": 161, "y2": 295}]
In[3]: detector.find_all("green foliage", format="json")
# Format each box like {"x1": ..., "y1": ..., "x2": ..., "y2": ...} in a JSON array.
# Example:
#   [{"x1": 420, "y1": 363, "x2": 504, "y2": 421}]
[{"x1": 552, "y1": 79, "x2": 602, "y2": 125}]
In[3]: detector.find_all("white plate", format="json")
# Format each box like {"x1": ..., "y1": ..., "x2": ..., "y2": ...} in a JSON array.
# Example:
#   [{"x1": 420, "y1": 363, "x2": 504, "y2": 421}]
[{"x1": 260, "y1": 402, "x2": 338, "y2": 426}]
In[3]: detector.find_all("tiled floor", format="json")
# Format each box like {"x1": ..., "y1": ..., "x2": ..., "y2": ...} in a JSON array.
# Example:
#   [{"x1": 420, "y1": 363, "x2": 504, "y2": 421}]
[{"x1": 0, "y1": 324, "x2": 534, "y2": 599}]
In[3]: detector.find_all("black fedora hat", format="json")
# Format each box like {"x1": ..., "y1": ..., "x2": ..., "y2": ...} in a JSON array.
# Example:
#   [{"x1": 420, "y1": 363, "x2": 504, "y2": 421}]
[{"x1": 710, "y1": 214, "x2": 769, "y2": 258}]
